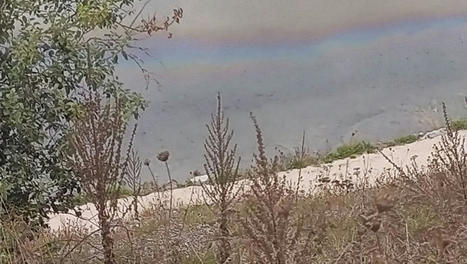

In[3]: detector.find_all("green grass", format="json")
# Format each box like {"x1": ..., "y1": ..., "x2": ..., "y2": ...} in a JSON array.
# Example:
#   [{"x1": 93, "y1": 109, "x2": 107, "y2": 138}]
[
  {"x1": 282, "y1": 154, "x2": 320, "y2": 170},
  {"x1": 181, "y1": 252, "x2": 216, "y2": 264},
  {"x1": 402, "y1": 204, "x2": 440, "y2": 237},
  {"x1": 182, "y1": 204, "x2": 215, "y2": 226},
  {"x1": 281, "y1": 133, "x2": 422, "y2": 167},
  {"x1": 322, "y1": 141, "x2": 375, "y2": 163},
  {"x1": 70, "y1": 185, "x2": 133, "y2": 206},
  {"x1": 450, "y1": 118, "x2": 467, "y2": 131},
  {"x1": 393, "y1": 134, "x2": 418, "y2": 145},
  {"x1": 71, "y1": 193, "x2": 90, "y2": 206},
  {"x1": 114, "y1": 186, "x2": 133, "y2": 198}
]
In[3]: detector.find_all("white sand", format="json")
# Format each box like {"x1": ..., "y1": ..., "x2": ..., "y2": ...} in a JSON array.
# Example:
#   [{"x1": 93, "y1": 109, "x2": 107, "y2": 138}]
[{"x1": 47, "y1": 129, "x2": 466, "y2": 232}]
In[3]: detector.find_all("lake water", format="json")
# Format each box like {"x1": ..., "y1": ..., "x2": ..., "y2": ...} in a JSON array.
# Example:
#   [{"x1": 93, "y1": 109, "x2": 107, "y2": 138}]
[{"x1": 116, "y1": 7, "x2": 467, "y2": 182}]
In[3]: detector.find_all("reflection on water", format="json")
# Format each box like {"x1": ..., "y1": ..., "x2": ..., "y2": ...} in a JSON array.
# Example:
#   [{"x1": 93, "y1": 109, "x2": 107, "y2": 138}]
[{"x1": 118, "y1": 17, "x2": 467, "y2": 182}]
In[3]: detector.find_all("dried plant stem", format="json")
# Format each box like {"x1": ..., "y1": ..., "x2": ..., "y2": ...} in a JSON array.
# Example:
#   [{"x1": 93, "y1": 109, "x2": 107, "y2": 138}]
[
  {"x1": 67, "y1": 91, "x2": 137, "y2": 264},
  {"x1": 295, "y1": 130, "x2": 306, "y2": 199},
  {"x1": 125, "y1": 150, "x2": 142, "y2": 220},
  {"x1": 405, "y1": 221, "x2": 410, "y2": 254},
  {"x1": 334, "y1": 243, "x2": 352, "y2": 264},
  {"x1": 240, "y1": 113, "x2": 312, "y2": 264},
  {"x1": 147, "y1": 165, "x2": 158, "y2": 190},
  {"x1": 164, "y1": 161, "x2": 174, "y2": 227}
]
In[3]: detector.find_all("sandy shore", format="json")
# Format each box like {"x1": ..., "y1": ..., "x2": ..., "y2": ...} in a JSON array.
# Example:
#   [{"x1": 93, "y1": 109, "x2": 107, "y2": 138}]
[{"x1": 47, "y1": 129, "x2": 465, "y2": 232}]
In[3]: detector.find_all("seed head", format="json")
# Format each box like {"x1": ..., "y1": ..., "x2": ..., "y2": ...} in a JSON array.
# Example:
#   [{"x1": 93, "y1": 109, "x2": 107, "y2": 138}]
[
  {"x1": 144, "y1": 159, "x2": 150, "y2": 166},
  {"x1": 157, "y1": 151, "x2": 170, "y2": 162}
]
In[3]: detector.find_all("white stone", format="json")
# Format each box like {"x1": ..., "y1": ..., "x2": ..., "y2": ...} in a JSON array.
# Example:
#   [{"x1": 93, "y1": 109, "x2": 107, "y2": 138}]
[{"x1": 189, "y1": 174, "x2": 209, "y2": 184}]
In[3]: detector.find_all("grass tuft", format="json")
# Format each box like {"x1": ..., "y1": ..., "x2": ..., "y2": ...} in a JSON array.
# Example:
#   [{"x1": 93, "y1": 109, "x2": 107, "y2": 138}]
[
  {"x1": 393, "y1": 134, "x2": 419, "y2": 145},
  {"x1": 451, "y1": 118, "x2": 467, "y2": 131},
  {"x1": 323, "y1": 141, "x2": 375, "y2": 163}
]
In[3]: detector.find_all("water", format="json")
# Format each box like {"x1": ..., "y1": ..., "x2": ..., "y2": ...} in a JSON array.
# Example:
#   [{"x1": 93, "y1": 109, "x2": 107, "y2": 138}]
[{"x1": 116, "y1": 11, "x2": 467, "y2": 182}]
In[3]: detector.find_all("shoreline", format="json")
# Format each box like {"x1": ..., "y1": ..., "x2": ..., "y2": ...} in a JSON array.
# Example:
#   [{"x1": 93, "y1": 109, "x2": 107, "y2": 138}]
[{"x1": 47, "y1": 128, "x2": 465, "y2": 232}]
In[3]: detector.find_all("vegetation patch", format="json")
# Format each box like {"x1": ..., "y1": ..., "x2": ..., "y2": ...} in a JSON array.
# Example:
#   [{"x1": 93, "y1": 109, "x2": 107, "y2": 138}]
[
  {"x1": 402, "y1": 204, "x2": 440, "y2": 237},
  {"x1": 451, "y1": 118, "x2": 467, "y2": 131},
  {"x1": 322, "y1": 141, "x2": 375, "y2": 163},
  {"x1": 393, "y1": 134, "x2": 419, "y2": 145},
  {"x1": 182, "y1": 204, "x2": 215, "y2": 226},
  {"x1": 71, "y1": 185, "x2": 133, "y2": 206},
  {"x1": 279, "y1": 152, "x2": 320, "y2": 170}
]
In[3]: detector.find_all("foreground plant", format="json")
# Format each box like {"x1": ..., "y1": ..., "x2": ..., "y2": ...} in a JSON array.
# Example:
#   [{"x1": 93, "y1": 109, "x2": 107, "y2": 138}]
[
  {"x1": 239, "y1": 114, "x2": 313, "y2": 264},
  {"x1": 201, "y1": 93, "x2": 241, "y2": 263},
  {"x1": 67, "y1": 91, "x2": 139, "y2": 264},
  {"x1": 367, "y1": 103, "x2": 467, "y2": 263},
  {"x1": 125, "y1": 150, "x2": 143, "y2": 220},
  {"x1": 430, "y1": 103, "x2": 467, "y2": 202}
]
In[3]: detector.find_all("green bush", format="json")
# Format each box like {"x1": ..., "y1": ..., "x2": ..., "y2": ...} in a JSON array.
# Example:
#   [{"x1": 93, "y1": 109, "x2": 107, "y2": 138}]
[{"x1": 0, "y1": 0, "x2": 150, "y2": 226}]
